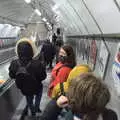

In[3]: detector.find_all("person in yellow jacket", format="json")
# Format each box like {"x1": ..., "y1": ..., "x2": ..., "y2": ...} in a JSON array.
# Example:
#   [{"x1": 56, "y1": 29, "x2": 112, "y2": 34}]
[{"x1": 51, "y1": 64, "x2": 92, "y2": 98}]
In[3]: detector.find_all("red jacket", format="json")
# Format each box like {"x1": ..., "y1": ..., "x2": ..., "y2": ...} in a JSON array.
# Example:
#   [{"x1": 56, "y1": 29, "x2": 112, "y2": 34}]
[{"x1": 48, "y1": 62, "x2": 72, "y2": 97}]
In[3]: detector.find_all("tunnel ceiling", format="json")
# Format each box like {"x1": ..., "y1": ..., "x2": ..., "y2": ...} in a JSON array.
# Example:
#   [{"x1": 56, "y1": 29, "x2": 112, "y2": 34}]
[{"x1": 0, "y1": 0, "x2": 120, "y2": 35}]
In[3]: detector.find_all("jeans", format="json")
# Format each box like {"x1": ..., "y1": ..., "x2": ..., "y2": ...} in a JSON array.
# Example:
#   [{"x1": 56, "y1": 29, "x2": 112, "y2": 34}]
[{"x1": 25, "y1": 86, "x2": 43, "y2": 115}]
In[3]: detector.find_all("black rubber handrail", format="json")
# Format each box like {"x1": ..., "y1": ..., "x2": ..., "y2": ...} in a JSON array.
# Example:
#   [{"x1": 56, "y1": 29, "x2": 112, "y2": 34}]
[{"x1": 0, "y1": 79, "x2": 15, "y2": 96}]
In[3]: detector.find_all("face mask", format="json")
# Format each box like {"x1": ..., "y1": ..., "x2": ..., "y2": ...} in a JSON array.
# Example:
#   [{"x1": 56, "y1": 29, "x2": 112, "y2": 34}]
[{"x1": 58, "y1": 55, "x2": 67, "y2": 63}]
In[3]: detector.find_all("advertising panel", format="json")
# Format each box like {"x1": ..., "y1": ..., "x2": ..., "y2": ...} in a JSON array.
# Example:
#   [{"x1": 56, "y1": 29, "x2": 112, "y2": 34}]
[
  {"x1": 89, "y1": 40, "x2": 97, "y2": 70},
  {"x1": 112, "y1": 43, "x2": 120, "y2": 96},
  {"x1": 98, "y1": 40, "x2": 109, "y2": 79}
]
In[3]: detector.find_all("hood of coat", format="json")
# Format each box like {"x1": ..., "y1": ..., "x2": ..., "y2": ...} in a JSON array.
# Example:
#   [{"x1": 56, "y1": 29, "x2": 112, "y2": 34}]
[{"x1": 15, "y1": 38, "x2": 38, "y2": 61}]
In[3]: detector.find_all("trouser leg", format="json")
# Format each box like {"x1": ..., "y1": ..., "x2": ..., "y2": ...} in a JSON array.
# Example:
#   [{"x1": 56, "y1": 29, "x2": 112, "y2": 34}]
[
  {"x1": 26, "y1": 95, "x2": 35, "y2": 116},
  {"x1": 35, "y1": 86, "x2": 43, "y2": 112}
]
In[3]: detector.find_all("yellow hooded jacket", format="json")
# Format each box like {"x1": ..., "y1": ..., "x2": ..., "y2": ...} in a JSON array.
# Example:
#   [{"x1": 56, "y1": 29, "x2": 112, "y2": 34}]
[{"x1": 51, "y1": 64, "x2": 91, "y2": 98}]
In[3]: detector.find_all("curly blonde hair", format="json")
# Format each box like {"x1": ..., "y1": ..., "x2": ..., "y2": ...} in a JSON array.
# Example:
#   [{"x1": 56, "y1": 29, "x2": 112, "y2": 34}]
[{"x1": 68, "y1": 73, "x2": 110, "y2": 120}]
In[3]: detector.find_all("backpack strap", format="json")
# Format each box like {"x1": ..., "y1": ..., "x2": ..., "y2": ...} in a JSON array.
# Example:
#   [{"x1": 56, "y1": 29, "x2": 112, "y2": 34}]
[
  {"x1": 17, "y1": 60, "x2": 31, "y2": 69},
  {"x1": 60, "y1": 82, "x2": 65, "y2": 96},
  {"x1": 56, "y1": 64, "x2": 72, "y2": 96}
]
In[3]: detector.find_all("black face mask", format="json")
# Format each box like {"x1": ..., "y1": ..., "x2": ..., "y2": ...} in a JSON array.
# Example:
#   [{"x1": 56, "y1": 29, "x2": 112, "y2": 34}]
[{"x1": 58, "y1": 55, "x2": 67, "y2": 63}]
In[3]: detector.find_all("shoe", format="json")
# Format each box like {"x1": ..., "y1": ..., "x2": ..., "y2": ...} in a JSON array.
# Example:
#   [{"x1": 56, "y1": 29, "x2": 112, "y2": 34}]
[
  {"x1": 30, "y1": 115, "x2": 37, "y2": 120},
  {"x1": 23, "y1": 105, "x2": 28, "y2": 115},
  {"x1": 32, "y1": 112, "x2": 36, "y2": 116},
  {"x1": 23, "y1": 109, "x2": 28, "y2": 116},
  {"x1": 36, "y1": 108, "x2": 42, "y2": 113},
  {"x1": 38, "y1": 108, "x2": 42, "y2": 113},
  {"x1": 20, "y1": 107, "x2": 28, "y2": 120}
]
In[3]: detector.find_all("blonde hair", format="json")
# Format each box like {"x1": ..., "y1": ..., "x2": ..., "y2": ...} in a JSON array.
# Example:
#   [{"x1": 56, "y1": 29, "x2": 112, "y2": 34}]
[{"x1": 68, "y1": 73, "x2": 110, "y2": 120}]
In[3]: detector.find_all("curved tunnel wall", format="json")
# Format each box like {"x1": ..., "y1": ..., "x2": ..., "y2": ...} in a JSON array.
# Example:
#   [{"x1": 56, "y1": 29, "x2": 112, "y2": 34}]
[
  {"x1": 66, "y1": 36, "x2": 120, "y2": 119},
  {"x1": 53, "y1": 0, "x2": 120, "y2": 35}
]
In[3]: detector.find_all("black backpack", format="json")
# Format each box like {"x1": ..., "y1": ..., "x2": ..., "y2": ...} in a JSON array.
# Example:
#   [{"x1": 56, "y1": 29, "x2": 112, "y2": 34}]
[{"x1": 15, "y1": 60, "x2": 38, "y2": 95}]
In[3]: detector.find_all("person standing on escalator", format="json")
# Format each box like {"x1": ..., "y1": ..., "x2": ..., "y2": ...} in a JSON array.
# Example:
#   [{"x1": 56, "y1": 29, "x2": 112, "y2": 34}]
[{"x1": 9, "y1": 38, "x2": 46, "y2": 117}]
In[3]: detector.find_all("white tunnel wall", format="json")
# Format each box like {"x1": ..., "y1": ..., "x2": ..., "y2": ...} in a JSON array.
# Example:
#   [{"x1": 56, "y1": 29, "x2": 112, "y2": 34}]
[
  {"x1": 65, "y1": 37, "x2": 120, "y2": 119},
  {"x1": 0, "y1": 24, "x2": 20, "y2": 38},
  {"x1": 85, "y1": 0, "x2": 120, "y2": 34},
  {"x1": 54, "y1": 0, "x2": 120, "y2": 35},
  {"x1": 1, "y1": 0, "x2": 120, "y2": 35},
  {"x1": 62, "y1": 2, "x2": 87, "y2": 34},
  {"x1": 70, "y1": 0, "x2": 101, "y2": 34},
  {"x1": 20, "y1": 23, "x2": 48, "y2": 41}
]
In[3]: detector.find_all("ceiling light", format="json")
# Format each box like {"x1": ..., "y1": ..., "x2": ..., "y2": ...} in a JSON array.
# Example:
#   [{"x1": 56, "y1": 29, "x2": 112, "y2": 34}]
[
  {"x1": 48, "y1": 25, "x2": 52, "y2": 29},
  {"x1": 24, "y1": 0, "x2": 31, "y2": 4},
  {"x1": 34, "y1": 9, "x2": 41, "y2": 16},
  {"x1": 46, "y1": 22, "x2": 49, "y2": 25},
  {"x1": 42, "y1": 18, "x2": 47, "y2": 22},
  {"x1": 52, "y1": 4, "x2": 59, "y2": 11}
]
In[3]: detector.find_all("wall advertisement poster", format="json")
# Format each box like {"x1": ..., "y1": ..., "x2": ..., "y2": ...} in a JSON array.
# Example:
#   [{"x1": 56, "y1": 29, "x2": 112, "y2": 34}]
[
  {"x1": 112, "y1": 43, "x2": 120, "y2": 96},
  {"x1": 98, "y1": 40, "x2": 109, "y2": 79},
  {"x1": 89, "y1": 40, "x2": 97, "y2": 70}
]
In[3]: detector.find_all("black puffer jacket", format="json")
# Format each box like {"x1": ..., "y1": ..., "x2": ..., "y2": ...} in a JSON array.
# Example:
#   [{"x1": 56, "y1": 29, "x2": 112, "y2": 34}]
[
  {"x1": 9, "y1": 38, "x2": 46, "y2": 95},
  {"x1": 39, "y1": 99, "x2": 118, "y2": 120},
  {"x1": 41, "y1": 40, "x2": 56, "y2": 60},
  {"x1": 9, "y1": 58, "x2": 46, "y2": 95}
]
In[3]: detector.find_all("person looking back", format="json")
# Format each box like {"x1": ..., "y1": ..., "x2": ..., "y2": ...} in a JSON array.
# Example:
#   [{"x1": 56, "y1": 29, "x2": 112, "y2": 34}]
[{"x1": 48, "y1": 45, "x2": 76, "y2": 98}]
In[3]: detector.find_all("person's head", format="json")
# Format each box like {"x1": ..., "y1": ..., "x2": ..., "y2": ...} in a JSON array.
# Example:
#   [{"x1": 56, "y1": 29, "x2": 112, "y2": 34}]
[
  {"x1": 68, "y1": 73, "x2": 110, "y2": 120},
  {"x1": 15, "y1": 38, "x2": 37, "y2": 61},
  {"x1": 46, "y1": 39, "x2": 50, "y2": 43},
  {"x1": 59, "y1": 45, "x2": 76, "y2": 67}
]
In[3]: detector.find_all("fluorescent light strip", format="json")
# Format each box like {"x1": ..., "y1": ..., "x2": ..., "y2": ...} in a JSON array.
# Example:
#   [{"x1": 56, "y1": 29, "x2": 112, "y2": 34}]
[
  {"x1": 34, "y1": 9, "x2": 41, "y2": 16},
  {"x1": 42, "y1": 18, "x2": 47, "y2": 22},
  {"x1": 46, "y1": 22, "x2": 49, "y2": 25},
  {"x1": 24, "y1": 0, "x2": 31, "y2": 4}
]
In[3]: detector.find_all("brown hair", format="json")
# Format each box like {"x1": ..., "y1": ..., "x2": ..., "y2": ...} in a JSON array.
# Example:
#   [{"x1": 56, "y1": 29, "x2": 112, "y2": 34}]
[
  {"x1": 62, "y1": 45, "x2": 76, "y2": 67},
  {"x1": 68, "y1": 73, "x2": 110, "y2": 120}
]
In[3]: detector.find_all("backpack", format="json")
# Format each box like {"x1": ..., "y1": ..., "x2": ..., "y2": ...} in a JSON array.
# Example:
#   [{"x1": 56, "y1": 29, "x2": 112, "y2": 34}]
[{"x1": 15, "y1": 60, "x2": 38, "y2": 95}]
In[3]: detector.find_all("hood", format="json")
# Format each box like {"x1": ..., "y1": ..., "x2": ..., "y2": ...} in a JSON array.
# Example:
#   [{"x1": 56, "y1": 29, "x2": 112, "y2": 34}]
[
  {"x1": 15, "y1": 38, "x2": 38, "y2": 60},
  {"x1": 67, "y1": 64, "x2": 92, "y2": 86}
]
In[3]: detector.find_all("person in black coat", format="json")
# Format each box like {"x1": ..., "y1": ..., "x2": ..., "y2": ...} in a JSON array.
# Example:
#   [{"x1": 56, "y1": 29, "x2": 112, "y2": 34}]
[
  {"x1": 38, "y1": 96, "x2": 118, "y2": 120},
  {"x1": 52, "y1": 33, "x2": 57, "y2": 45},
  {"x1": 9, "y1": 38, "x2": 46, "y2": 116},
  {"x1": 40, "y1": 39, "x2": 56, "y2": 69}
]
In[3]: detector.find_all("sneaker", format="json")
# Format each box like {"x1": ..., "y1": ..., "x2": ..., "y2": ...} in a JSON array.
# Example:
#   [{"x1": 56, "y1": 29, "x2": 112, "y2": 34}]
[
  {"x1": 23, "y1": 105, "x2": 28, "y2": 115},
  {"x1": 36, "y1": 108, "x2": 42, "y2": 113},
  {"x1": 32, "y1": 111, "x2": 36, "y2": 116},
  {"x1": 20, "y1": 107, "x2": 28, "y2": 120},
  {"x1": 30, "y1": 115, "x2": 37, "y2": 120},
  {"x1": 38, "y1": 108, "x2": 42, "y2": 113}
]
